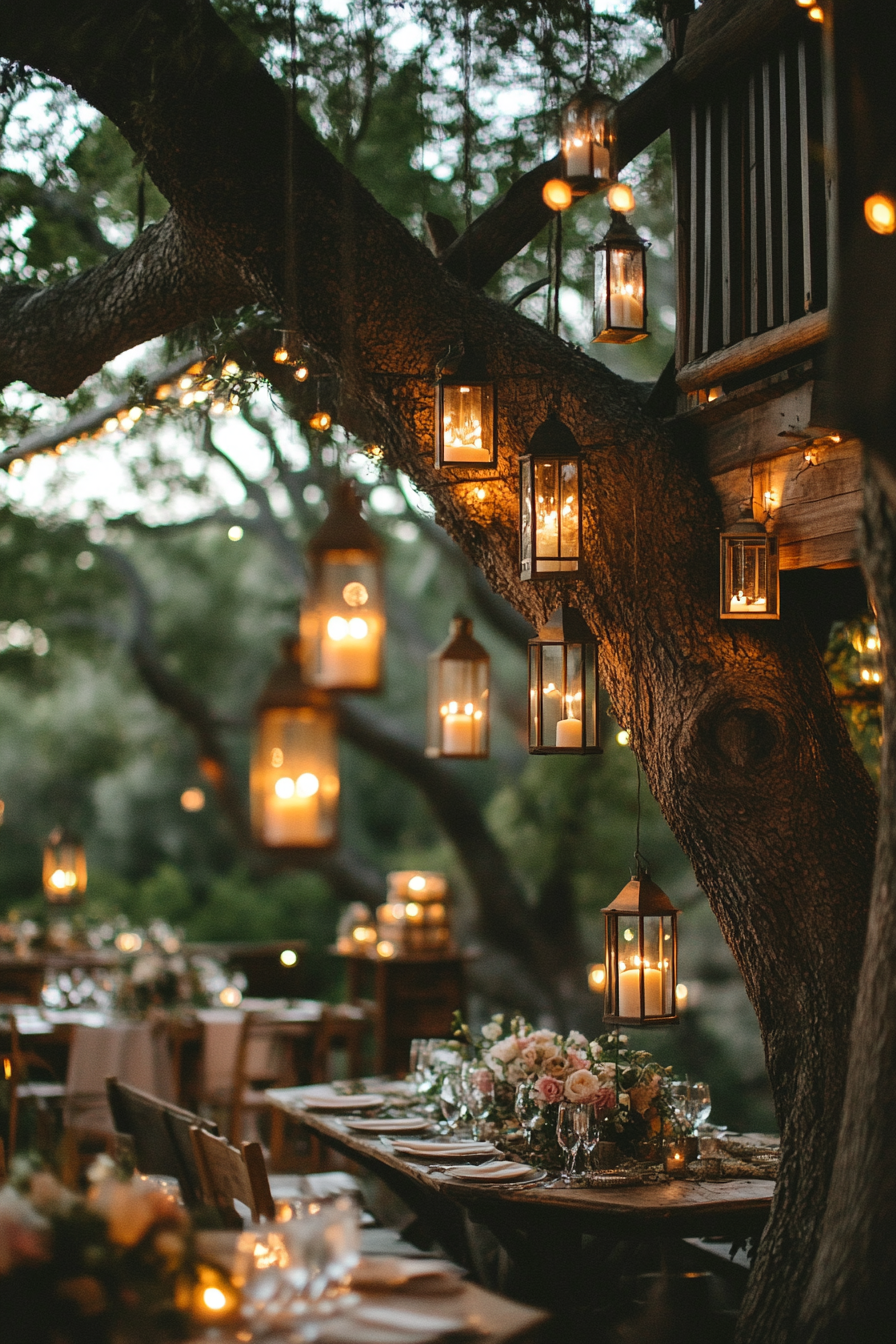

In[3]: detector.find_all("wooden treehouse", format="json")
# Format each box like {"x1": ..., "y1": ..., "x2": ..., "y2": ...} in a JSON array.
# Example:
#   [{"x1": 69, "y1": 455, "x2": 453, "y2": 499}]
[{"x1": 648, "y1": 0, "x2": 863, "y2": 605}]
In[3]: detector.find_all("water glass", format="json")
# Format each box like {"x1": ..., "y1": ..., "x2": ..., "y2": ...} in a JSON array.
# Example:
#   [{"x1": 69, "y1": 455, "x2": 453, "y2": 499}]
[
  {"x1": 438, "y1": 1063, "x2": 467, "y2": 1135},
  {"x1": 556, "y1": 1101, "x2": 584, "y2": 1184},
  {"x1": 233, "y1": 1227, "x2": 293, "y2": 1327},
  {"x1": 461, "y1": 1061, "x2": 493, "y2": 1141},
  {"x1": 408, "y1": 1037, "x2": 428, "y2": 1088},
  {"x1": 514, "y1": 1081, "x2": 541, "y2": 1150},
  {"x1": 692, "y1": 1081, "x2": 712, "y2": 1129}
]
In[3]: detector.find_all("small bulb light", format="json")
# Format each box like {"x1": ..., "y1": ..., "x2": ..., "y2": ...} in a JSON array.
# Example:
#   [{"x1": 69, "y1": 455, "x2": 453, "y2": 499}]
[
  {"x1": 280, "y1": 949, "x2": 297, "y2": 966},
  {"x1": 606, "y1": 182, "x2": 636, "y2": 213},
  {"x1": 542, "y1": 178, "x2": 573, "y2": 211},
  {"x1": 865, "y1": 194, "x2": 896, "y2": 235}
]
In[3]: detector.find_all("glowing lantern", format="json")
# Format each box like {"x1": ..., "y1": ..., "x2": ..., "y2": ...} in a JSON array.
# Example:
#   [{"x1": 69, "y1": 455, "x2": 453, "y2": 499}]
[
  {"x1": 426, "y1": 615, "x2": 489, "y2": 759},
  {"x1": 561, "y1": 84, "x2": 616, "y2": 191},
  {"x1": 859, "y1": 623, "x2": 883, "y2": 686},
  {"x1": 587, "y1": 962, "x2": 606, "y2": 994},
  {"x1": 42, "y1": 828, "x2": 87, "y2": 904},
  {"x1": 273, "y1": 330, "x2": 303, "y2": 366},
  {"x1": 719, "y1": 511, "x2": 780, "y2": 619},
  {"x1": 251, "y1": 640, "x2": 339, "y2": 850},
  {"x1": 591, "y1": 211, "x2": 650, "y2": 344},
  {"x1": 519, "y1": 415, "x2": 582, "y2": 581},
  {"x1": 528, "y1": 606, "x2": 601, "y2": 753},
  {"x1": 336, "y1": 902, "x2": 378, "y2": 955},
  {"x1": 434, "y1": 346, "x2": 497, "y2": 469},
  {"x1": 300, "y1": 480, "x2": 384, "y2": 692},
  {"x1": 603, "y1": 869, "x2": 680, "y2": 1026}
]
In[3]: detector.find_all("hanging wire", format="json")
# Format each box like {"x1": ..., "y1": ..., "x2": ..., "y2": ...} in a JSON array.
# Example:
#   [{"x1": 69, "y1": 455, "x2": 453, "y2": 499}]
[
  {"x1": 548, "y1": 211, "x2": 563, "y2": 336},
  {"x1": 283, "y1": 0, "x2": 299, "y2": 331},
  {"x1": 584, "y1": 0, "x2": 593, "y2": 84},
  {"x1": 461, "y1": 6, "x2": 473, "y2": 232}
]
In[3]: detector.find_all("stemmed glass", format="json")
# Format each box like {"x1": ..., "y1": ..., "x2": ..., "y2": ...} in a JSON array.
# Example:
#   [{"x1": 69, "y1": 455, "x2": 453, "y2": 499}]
[
  {"x1": 691, "y1": 1082, "x2": 712, "y2": 1130},
  {"x1": 556, "y1": 1101, "x2": 584, "y2": 1184},
  {"x1": 669, "y1": 1079, "x2": 696, "y2": 1135},
  {"x1": 574, "y1": 1104, "x2": 600, "y2": 1181},
  {"x1": 514, "y1": 1082, "x2": 541, "y2": 1152},
  {"x1": 461, "y1": 1061, "x2": 492, "y2": 1141},
  {"x1": 438, "y1": 1063, "x2": 467, "y2": 1136}
]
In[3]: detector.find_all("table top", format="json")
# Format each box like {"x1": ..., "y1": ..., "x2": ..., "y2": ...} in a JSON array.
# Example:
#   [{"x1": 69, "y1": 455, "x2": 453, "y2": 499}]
[
  {"x1": 267, "y1": 1084, "x2": 775, "y2": 1236},
  {"x1": 192, "y1": 1231, "x2": 547, "y2": 1343},
  {"x1": 8, "y1": 999, "x2": 326, "y2": 1035}
]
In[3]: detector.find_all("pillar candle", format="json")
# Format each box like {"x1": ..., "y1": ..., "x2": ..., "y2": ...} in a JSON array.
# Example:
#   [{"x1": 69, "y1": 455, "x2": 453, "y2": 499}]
[
  {"x1": 320, "y1": 633, "x2": 377, "y2": 686},
  {"x1": 591, "y1": 145, "x2": 610, "y2": 179},
  {"x1": 609, "y1": 291, "x2": 643, "y2": 328},
  {"x1": 618, "y1": 966, "x2": 663, "y2": 1017},
  {"x1": 555, "y1": 717, "x2": 583, "y2": 748},
  {"x1": 565, "y1": 140, "x2": 591, "y2": 177},
  {"x1": 266, "y1": 791, "x2": 321, "y2": 846},
  {"x1": 442, "y1": 712, "x2": 475, "y2": 755}
]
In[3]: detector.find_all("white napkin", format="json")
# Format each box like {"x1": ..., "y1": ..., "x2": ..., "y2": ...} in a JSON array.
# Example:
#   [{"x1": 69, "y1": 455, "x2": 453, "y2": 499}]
[
  {"x1": 350, "y1": 1257, "x2": 463, "y2": 1290},
  {"x1": 347, "y1": 1118, "x2": 432, "y2": 1133},
  {"x1": 305, "y1": 1093, "x2": 385, "y2": 1111},
  {"x1": 448, "y1": 1160, "x2": 535, "y2": 1182},
  {"x1": 392, "y1": 1140, "x2": 498, "y2": 1159},
  {"x1": 317, "y1": 1303, "x2": 465, "y2": 1342}
]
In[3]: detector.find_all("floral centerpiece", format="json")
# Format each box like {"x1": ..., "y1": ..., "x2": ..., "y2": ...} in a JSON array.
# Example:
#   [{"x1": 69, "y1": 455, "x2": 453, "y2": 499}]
[
  {"x1": 454, "y1": 1012, "x2": 677, "y2": 1168},
  {"x1": 0, "y1": 1157, "x2": 224, "y2": 1344}
]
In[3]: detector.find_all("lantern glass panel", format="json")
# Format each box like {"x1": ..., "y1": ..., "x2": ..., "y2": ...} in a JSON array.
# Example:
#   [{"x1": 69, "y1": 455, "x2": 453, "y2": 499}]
[
  {"x1": 301, "y1": 548, "x2": 383, "y2": 690},
  {"x1": 439, "y1": 382, "x2": 495, "y2": 465},
  {"x1": 429, "y1": 658, "x2": 489, "y2": 758},
  {"x1": 606, "y1": 913, "x2": 677, "y2": 1022},
  {"x1": 562, "y1": 90, "x2": 614, "y2": 187},
  {"x1": 528, "y1": 638, "x2": 599, "y2": 752},
  {"x1": 533, "y1": 458, "x2": 580, "y2": 572},
  {"x1": 251, "y1": 705, "x2": 339, "y2": 848},
  {"x1": 720, "y1": 526, "x2": 779, "y2": 618},
  {"x1": 43, "y1": 833, "x2": 87, "y2": 902},
  {"x1": 608, "y1": 247, "x2": 645, "y2": 329}
]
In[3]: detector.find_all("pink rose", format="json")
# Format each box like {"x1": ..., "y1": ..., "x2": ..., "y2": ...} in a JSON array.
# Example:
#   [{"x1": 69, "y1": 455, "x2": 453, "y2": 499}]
[
  {"x1": 520, "y1": 1046, "x2": 539, "y2": 1070},
  {"x1": 564, "y1": 1069, "x2": 603, "y2": 1103},
  {"x1": 471, "y1": 1068, "x2": 494, "y2": 1096},
  {"x1": 592, "y1": 1086, "x2": 617, "y2": 1115},
  {"x1": 533, "y1": 1075, "x2": 564, "y2": 1104},
  {"x1": 566, "y1": 1050, "x2": 589, "y2": 1073}
]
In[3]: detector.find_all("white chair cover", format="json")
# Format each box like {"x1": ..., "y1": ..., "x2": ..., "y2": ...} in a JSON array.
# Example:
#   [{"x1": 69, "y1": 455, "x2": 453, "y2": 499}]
[{"x1": 65, "y1": 1022, "x2": 174, "y2": 1133}]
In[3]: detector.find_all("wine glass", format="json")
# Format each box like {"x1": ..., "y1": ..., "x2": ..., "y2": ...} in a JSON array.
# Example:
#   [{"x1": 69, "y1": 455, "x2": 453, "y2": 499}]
[
  {"x1": 514, "y1": 1082, "x2": 541, "y2": 1151},
  {"x1": 438, "y1": 1063, "x2": 466, "y2": 1135},
  {"x1": 575, "y1": 1103, "x2": 600, "y2": 1181},
  {"x1": 408, "y1": 1037, "x2": 427, "y2": 1090},
  {"x1": 556, "y1": 1101, "x2": 583, "y2": 1184},
  {"x1": 669, "y1": 1079, "x2": 692, "y2": 1135},
  {"x1": 461, "y1": 1061, "x2": 492, "y2": 1141},
  {"x1": 691, "y1": 1082, "x2": 712, "y2": 1129}
]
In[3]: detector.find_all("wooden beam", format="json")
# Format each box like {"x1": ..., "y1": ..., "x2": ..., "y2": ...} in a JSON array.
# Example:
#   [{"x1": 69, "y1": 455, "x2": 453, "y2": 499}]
[
  {"x1": 676, "y1": 0, "x2": 797, "y2": 87},
  {"x1": 676, "y1": 308, "x2": 829, "y2": 392}
]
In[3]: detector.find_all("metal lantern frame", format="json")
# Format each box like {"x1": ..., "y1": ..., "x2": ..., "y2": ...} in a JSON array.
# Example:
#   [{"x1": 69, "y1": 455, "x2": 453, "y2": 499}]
[
  {"x1": 42, "y1": 827, "x2": 87, "y2": 904},
  {"x1": 603, "y1": 869, "x2": 680, "y2": 1026},
  {"x1": 591, "y1": 211, "x2": 650, "y2": 345},
  {"x1": 561, "y1": 83, "x2": 617, "y2": 193},
  {"x1": 300, "y1": 480, "x2": 385, "y2": 693},
  {"x1": 719, "y1": 510, "x2": 780, "y2": 620},
  {"x1": 425, "y1": 615, "x2": 490, "y2": 760},
  {"x1": 528, "y1": 606, "x2": 602, "y2": 754},
  {"x1": 251, "y1": 639, "x2": 339, "y2": 852},
  {"x1": 434, "y1": 346, "x2": 498, "y2": 471},
  {"x1": 519, "y1": 414, "x2": 583, "y2": 582}
]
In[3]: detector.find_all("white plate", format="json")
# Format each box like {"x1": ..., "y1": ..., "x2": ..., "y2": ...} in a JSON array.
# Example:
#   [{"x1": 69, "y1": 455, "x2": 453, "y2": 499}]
[
  {"x1": 305, "y1": 1093, "x2": 386, "y2": 1112},
  {"x1": 449, "y1": 1161, "x2": 539, "y2": 1183}
]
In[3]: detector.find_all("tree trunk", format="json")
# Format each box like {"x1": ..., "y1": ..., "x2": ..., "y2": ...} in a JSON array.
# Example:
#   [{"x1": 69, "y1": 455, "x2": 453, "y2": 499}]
[{"x1": 0, "y1": 5, "x2": 882, "y2": 1334}]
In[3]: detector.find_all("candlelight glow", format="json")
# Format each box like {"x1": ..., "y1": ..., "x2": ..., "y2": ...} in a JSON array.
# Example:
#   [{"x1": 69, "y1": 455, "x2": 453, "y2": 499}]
[
  {"x1": 542, "y1": 178, "x2": 573, "y2": 210},
  {"x1": 606, "y1": 183, "x2": 636, "y2": 213},
  {"x1": 865, "y1": 194, "x2": 896, "y2": 235},
  {"x1": 280, "y1": 949, "x2": 298, "y2": 965}
]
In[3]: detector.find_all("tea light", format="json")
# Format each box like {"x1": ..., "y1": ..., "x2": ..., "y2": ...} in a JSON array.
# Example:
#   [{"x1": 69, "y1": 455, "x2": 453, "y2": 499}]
[{"x1": 663, "y1": 1146, "x2": 686, "y2": 1175}]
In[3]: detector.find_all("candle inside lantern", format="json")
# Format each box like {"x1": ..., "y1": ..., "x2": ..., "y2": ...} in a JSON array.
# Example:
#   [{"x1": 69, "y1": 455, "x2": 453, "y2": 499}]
[
  {"x1": 320, "y1": 613, "x2": 379, "y2": 686},
  {"x1": 441, "y1": 700, "x2": 477, "y2": 755},
  {"x1": 442, "y1": 385, "x2": 491, "y2": 462},
  {"x1": 609, "y1": 284, "x2": 643, "y2": 329},
  {"x1": 555, "y1": 717, "x2": 583, "y2": 748},
  {"x1": 663, "y1": 1147, "x2": 686, "y2": 1174},
  {"x1": 618, "y1": 963, "x2": 663, "y2": 1017},
  {"x1": 267, "y1": 772, "x2": 321, "y2": 845},
  {"x1": 564, "y1": 137, "x2": 591, "y2": 178}
]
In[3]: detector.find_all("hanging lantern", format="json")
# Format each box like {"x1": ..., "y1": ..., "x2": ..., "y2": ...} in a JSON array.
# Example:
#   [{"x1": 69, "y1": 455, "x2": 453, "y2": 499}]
[
  {"x1": 426, "y1": 615, "x2": 489, "y2": 759},
  {"x1": 434, "y1": 347, "x2": 497, "y2": 470},
  {"x1": 528, "y1": 606, "x2": 601, "y2": 753},
  {"x1": 300, "y1": 480, "x2": 385, "y2": 692},
  {"x1": 858, "y1": 622, "x2": 883, "y2": 687},
  {"x1": 591, "y1": 211, "x2": 650, "y2": 344},
  {"x1": 603, "y1": 870, "x2": 680, "y2": 1026},
  {"x1": 519, "y1": 414, "x2": 582, "y2": 581},
  {"x1": 561, "y1": 84, "x2": 616, "y2": 191},
  {"x1": 250, "y1": 640, "x2": 339, "y2": 850},
  {"x1": 42, "y1": 828, "x2": 87, "y2": 904},
  {"x1": 719, "y1": 511, "x2": 780, "y2": 619}
]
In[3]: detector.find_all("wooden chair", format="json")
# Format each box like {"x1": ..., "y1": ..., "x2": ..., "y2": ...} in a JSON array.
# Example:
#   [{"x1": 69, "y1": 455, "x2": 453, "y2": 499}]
[
  {"x1": 228, "y1": 1012, "x2": 316, "y2": 1165},
  {"x1": 311, "y1": 1003, "x2": 376, "y2": 1084},
  {"x1": 106, "y1": 1077, "x2": 218, "y2": 1208},
  {"x1": 190, "y1": 1124, "x2": 275, "y2": 1225},
  {"x1": 1, "y1": 1017, "x2": 65, "y2": 1159}
]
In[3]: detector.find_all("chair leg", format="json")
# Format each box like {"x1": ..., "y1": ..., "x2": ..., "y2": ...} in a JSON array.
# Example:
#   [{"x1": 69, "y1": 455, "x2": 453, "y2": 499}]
[{"x1": 269, "y1": 1107, "x2": 286, "y2": 1171}]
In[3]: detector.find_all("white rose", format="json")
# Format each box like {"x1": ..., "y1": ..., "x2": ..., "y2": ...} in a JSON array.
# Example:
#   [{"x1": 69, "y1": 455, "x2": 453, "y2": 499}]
[
  {"x1": 481, "y1": 1022, "x2": 502, "y2": 1041},
  {"x1": 567, "y1": 1030, "x2": 587, "y2": 1048},
  {"x1": 564, "y1": 1069, "x2": 602, "y2": 1103},
  {"x1": 489, "y1": 1038, "x2": 520, "y2": 1063}
]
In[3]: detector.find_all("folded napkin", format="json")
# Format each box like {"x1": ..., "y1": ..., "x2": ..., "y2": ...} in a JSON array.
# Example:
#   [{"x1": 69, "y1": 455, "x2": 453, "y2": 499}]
[
  {"x1": 392, "y1": 1141, "x2": 498, "y2": 1159},
  {"x1": 347, "y1": 1117, "x2": 433, "y2": 1133},
  {"x1": 305, "y1": 1093, "x2": 385, "y2": 1112},
  {"x1": 350, "y1": 1257, "x2": 463, "y2": 1291},
  {"x1": 448, "y1": 1160, "x2": 536, "y2": 1182}
]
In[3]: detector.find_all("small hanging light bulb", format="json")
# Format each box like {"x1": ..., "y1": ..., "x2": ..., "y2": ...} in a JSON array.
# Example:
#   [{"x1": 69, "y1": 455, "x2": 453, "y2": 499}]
[
  {"x1": 606, "y1": 182, "x2": 636, "y2": 213},
  {"x1": 542, "y1": 178, "x2": 573, "y2": 211},
  {"x1": 294, "y1": 365, "x2": 309, "y2": 382},
  {"x1": 309, "y1": 410, "x2": 332, "y2": 432}
]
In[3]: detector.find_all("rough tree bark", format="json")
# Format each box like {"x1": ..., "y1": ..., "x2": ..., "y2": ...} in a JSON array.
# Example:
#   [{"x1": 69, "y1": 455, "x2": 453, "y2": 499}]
[{"x1": 0, "y1": 3, "x2": 880, "y2": 1336}]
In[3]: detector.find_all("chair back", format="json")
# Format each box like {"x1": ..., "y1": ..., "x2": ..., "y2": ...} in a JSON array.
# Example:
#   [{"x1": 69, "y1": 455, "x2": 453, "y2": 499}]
[
  {"x1": 311, "y1": 1003, "x2": 375, "y2": 1083},
  {"x1": 0, "y1": 964, "x2": 45, "y2": 1005},
  {"x1": 189, "y1": 1125, "x2": 275, "y2": 1223},
  {"x1": 67, "y1": 1023, "x2": 174, "y2": 1133},
  {"x1": 106, "y1": 1077, "x2": 218, "y2": 1208}
]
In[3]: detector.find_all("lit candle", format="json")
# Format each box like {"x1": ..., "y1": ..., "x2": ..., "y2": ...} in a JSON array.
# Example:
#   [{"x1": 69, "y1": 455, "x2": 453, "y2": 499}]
[
  {"x1": 591, "y1": 144, "x2": 610, "y2": 179},
  {"x1": 266, "y1": 773, "x2": 321, "y2": 845},
  {"x1": 609, "y1": 287, "x2": 643, "y2": 328},
  {"x1": 618, "y1": 965, "x2": 663, "y2": 1017},
  {"x1": 320, "y1": 615, "x2": 378, "y2": 686},
  {"x1": 663, "y1": 1147, "x2": 686, "y2": 1175},
  {"x1": 442, "y1": 709, "x2": 475, "y2": 755},
  {"x1": 555, "y1": 717, "x2": 583, "y2": 748}
]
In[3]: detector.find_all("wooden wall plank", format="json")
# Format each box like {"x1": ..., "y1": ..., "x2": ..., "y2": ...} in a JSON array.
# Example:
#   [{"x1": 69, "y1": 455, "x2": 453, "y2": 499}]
[
  {"x1": 721, "y1": 96, "x2": 731, "y2": 346},
  {"x1": 778, "y1": 49, "x2": 790, "y2": 324}
]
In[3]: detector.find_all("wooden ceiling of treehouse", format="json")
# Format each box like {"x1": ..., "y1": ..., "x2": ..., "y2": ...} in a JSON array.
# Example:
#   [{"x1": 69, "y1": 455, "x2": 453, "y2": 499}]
[{"x1": 662, "y1": 0, "x2": 856, "y2": 571}]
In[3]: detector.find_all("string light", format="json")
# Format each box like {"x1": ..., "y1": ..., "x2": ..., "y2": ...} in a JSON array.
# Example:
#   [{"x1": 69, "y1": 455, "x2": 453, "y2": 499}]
[{"x1": 865, "y1": 194, "x2": 896, "y2": 235}]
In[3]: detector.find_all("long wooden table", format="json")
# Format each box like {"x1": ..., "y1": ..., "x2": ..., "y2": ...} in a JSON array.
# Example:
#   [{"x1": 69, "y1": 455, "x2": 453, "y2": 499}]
[{"x1": 267, "y1": 1086, "x2": 774, "y2": 1312}]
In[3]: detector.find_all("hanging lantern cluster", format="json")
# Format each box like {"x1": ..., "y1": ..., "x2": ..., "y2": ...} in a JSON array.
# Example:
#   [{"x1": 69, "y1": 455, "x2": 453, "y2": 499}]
[
  {"x1": 253, "y1": 482, "x2": 385, "y2": 852},
  {"x1": 719, "y1": 510, "x2": 780, "y2": 619},
  {"x1": 43, "y1": 828, "x2": 87, "y2": 905}
]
